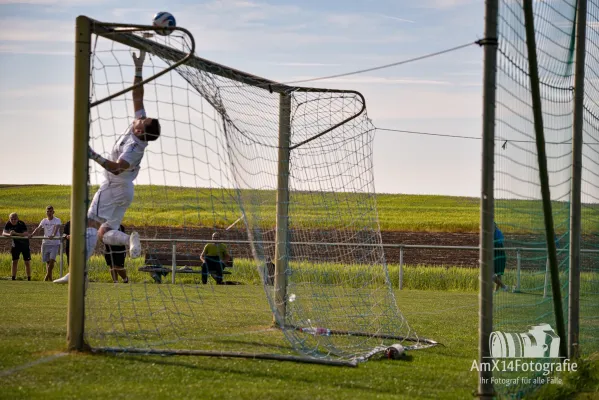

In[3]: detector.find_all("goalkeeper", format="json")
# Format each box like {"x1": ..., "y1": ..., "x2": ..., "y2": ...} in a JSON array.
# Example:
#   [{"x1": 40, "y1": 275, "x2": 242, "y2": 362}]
[
  {"x1": 200, "y1": 232, "x2": 232, "y2": 285},
  {"x1": 54, "y1": 50, "x2": 161, "y2": 284}
]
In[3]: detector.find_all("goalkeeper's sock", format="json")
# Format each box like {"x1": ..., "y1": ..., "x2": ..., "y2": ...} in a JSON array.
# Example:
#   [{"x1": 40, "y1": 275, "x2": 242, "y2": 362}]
[
  {"x1": 86, "y1": 227, "x2": 99, "y2": 260},
  {"x1": 12, "y1": 276, "x2": 16, "y2": 281},
  {"x1": 102, "y1": 229, "x2": 129, "y2": 246}
]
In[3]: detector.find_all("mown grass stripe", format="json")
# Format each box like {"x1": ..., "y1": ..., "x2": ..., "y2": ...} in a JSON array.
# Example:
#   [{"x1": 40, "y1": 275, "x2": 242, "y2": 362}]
[{"x1": 0, "y1": 352, "x2": 68, "y2": 377}]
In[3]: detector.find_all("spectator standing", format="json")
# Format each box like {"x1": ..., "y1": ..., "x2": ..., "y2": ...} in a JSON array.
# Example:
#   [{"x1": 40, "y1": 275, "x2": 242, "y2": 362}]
[
  {"x1": 29, "y1": 205, "x2": 61, "y2": 281},
  {"x1": 62, "y1": 220, "x2": 71, "y2": 266},
  {"x1": 2, "y1": 213, "x2": 32, "y2": 281},
  {"x1": 264, "y1": 256, "x2": 275, "y2": 286}
]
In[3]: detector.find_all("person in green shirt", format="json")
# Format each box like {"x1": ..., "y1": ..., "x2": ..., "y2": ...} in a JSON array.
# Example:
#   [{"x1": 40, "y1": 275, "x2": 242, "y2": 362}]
[{"x1": 200, "y1": 232, "x2": 231, "y2": 284}]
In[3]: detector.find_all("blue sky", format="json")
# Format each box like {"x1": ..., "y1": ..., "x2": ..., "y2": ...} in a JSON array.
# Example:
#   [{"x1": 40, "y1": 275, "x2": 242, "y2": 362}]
[{"x1": 0, "y1": 0, "x2": 485, "y2": 196}]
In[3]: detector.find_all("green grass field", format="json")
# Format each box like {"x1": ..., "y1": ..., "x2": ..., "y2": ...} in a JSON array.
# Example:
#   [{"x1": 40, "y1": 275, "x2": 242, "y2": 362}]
[
  {"x1": 1, "y1": 255, "x2": 598, "y2": 398},
  {"x1": 0, "y1": 281, "x2": 481, "y2": 399},
  {"x1": 1, "y1": 185, "x2": 482, "y2": 232},
  {"x1": 1, "y1": 281, "x2": 596, "y2": 399},
  {"x1": 2, "y1": 185, "x2": 598, "y2": 233},
  {"x1": 1, "y1": 185, "x2": 598, "y2": 398},
  {"x1": 2, "y1": 254, "x2": 599, "y2": 294}
]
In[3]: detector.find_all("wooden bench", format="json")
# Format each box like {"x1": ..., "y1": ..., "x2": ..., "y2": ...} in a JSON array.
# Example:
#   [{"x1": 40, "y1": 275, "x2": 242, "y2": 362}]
[{"x1": 139, "y1": 252, "x2": 232, "y2": 283}]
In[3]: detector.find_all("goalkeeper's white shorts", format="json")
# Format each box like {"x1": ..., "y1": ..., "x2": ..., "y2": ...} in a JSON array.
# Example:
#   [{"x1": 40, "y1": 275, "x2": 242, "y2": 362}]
[{"x1": 88, "y1": 182, "x2": 134, "y2": 230}]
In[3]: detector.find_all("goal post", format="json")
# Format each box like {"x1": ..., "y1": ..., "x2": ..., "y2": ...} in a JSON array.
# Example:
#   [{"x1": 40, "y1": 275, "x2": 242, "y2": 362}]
[
  {"x1": 274, "y1": 92, "x2": 291, "y2": 325},
  {"x1": 68, "y1": 16, "x2": 196, "y2": 350},
  {"x1": 67, "y1": 15, "x2": 435, "y2": 363},
  {"x1": 68, "y1": 15, "x2": 91, "y2": 351}
]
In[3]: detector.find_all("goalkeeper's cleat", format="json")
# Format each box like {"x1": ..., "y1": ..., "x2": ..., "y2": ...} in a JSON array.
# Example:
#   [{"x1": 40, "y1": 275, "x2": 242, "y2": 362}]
[
  {"x1": 54, "y1": 273, "x2": 70, "y2": 284},
  {"x1": 129, "y1": 231, "x2": 141, "y2": 258}
]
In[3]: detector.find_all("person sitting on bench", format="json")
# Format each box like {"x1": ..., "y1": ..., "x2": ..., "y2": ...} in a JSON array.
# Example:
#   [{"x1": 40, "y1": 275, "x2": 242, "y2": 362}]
[{"x1": 200, "y1": 232, "x2": 231, "y2": 285}]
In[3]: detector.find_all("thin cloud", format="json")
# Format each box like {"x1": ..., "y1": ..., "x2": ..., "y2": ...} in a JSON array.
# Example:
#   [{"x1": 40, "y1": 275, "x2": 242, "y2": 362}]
[
  {"x1": 1, "y1": 84, "x2": 72, "y2": 98},
  {"x1": 271, "y1": 62, "x2": 342, "y2": 67},
  {"x1": 326, "y1": 14, "x2": 371, "y2": 28},
  {"x1": 0, "y1": 0, "x2": 106, "y2": 3},
  {"x1": 374, "y1": 14, "x2": 416, "y2": 24},
  {"x1": 111, "y1": 8, "x2": 158, "y2": 19},
  {"x1": 445, "y1": 71, "x2": 481, "y2": 77},
  {"x1": 366, "y1": 89, "x2": 482, "y2": 119},
  {"x1": 285, "y1": 75, "x2": 452, "y2": 85},
  {"x1": 461, "y1": 59, "x2": 483, "y2": 66},
  {"x1": 0, "y1": 44, "x2": 71, "y2": 55},
  {"x1": 202, "y1": 0, "x2": 301, "y2": 16},
  {"x1": 0, "y1": 19, "x2": 72, "y2": 42},
  {"x1": 416, "y1": 0, "x2": 479, "y2": 9},
  {"x1": 0, "y1": 108, "x2": 70, "y2": 121}
]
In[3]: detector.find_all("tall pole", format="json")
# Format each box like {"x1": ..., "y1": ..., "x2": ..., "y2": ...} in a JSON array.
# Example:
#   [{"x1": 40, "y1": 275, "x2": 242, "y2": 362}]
[
  {"x1": 68, "y1": 15, "x2": 91, "y2": 351},
  {"x1": 522, "y1": 0, "x2": 568, "y2": 358},
  {"x1": 274, "y1": 93, "x2": 291, "y2": 326},
  {"x1": 569, "y1": 0, "x2": 587, "y2": 360},
  {"x1": 479, "y1": 0, "x2": 499, "y2": 398}
]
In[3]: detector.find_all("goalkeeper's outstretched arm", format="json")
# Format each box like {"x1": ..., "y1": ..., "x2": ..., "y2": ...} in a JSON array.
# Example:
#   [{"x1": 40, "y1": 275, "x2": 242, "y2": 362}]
[
  {"x1": 89, "y1": 148, "x2": 130, "y2": 175},
  {"x1": 132, "y1": 51, "x2": 145, "y2": 113}
]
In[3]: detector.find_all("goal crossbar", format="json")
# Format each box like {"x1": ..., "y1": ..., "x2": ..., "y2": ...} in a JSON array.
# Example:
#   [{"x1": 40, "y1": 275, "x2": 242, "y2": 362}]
[
  {"x1": 89, "y1": 17, "x2": 366, "y2": 149},
  {"x1": 90, "y1": 22, "x2": 195, "y2": 107}
]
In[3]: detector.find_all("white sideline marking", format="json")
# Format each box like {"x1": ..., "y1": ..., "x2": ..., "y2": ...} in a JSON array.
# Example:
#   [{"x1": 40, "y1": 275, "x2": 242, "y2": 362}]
[{"x1": 0, "y1": 352, "x2": 68, "y2": 377}]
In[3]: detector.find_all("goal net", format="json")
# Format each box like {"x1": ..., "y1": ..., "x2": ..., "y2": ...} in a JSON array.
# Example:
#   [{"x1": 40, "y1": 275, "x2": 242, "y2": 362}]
[
  {"x1": 493, "y1": 0, "x2": 599, "y2": 397},
  {"x1": 74, "y1": 18, "x2": 433, "y2": 364}
]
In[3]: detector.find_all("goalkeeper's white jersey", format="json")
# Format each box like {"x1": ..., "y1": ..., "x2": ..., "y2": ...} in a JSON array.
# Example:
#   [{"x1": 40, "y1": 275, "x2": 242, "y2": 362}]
[{"x1": 104, "y1": 109, "x2": 149, "y2": 185}]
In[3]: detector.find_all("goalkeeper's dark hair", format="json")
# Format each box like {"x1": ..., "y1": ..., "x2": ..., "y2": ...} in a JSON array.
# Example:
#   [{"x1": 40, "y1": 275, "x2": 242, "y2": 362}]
[{"x1": 145, "y1": 119, "x2": 161, "y2": 142}]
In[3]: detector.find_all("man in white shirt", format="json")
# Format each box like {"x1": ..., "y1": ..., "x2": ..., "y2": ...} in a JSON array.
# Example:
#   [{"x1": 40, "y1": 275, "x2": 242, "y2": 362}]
[
  {"x1": 29, "y1": 205, "x2": 61, "y2": 281},
  {"x1": 54, "y1": 50, "x2": 161, "y2": 284}
]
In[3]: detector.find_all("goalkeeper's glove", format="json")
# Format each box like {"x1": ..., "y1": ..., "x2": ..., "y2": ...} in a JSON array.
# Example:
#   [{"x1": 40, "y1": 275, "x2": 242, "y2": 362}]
[
  {"x1": 89, "y1": 147, "x2": 107, "y2": 167},
  {"x1": 132, "y1": 50, "x2": 146, "y2": 78}
]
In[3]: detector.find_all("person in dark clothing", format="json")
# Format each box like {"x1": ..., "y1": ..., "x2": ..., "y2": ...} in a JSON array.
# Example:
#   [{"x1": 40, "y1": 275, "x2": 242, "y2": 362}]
[
  {"x1": 63, "y1": 220, "x2": 71, "y2": 266},
  {"x1": 3, "y1": 213, "x2": 32, "y2": 281},
  {"x1": 105, "y1": 224, "x2": 128, "y2": 283},
  {"x1": 494, "y1": 222, "x2": 508, "y2": 292},
  {"x1": 264, "y1": 256, "x2": 275, "y2": 286}
]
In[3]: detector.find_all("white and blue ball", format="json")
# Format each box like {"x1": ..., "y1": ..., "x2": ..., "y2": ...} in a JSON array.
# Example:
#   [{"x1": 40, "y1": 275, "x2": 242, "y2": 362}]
[{"x1": 152, "y1": 12, "x2": 176, "y2": 36}]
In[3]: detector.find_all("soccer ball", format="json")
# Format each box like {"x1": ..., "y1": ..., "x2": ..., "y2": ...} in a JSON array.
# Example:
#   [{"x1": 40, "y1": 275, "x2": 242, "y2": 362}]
[
  {"x1": 152, "y1": 12, "x2": 176, "y2": 36},
  {"x1": 385, "y1": 344, "x2": 406, "y2": 360}
]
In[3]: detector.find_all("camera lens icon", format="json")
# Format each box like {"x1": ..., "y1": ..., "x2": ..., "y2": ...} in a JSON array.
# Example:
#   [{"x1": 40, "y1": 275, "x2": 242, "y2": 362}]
[{"x1": 490, "y1": 323, "x2": 560, "y2": 358}]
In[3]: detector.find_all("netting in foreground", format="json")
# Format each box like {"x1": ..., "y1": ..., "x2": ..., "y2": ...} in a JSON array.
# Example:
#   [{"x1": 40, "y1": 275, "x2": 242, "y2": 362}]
[{"x1": 494, "y1": 0, "x2": 599, "y2": 397}]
